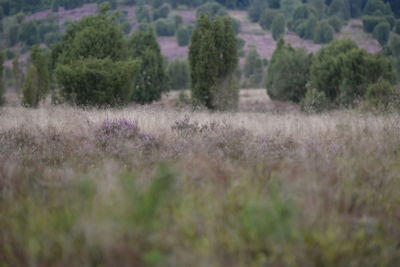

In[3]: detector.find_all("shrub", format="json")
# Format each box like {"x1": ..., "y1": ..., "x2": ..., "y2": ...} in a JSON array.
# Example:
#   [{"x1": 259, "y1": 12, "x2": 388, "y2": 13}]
[
  {"x1": 373, "y1": 22, "x2": 390, "y2": 46},
  {"x1": 304, "y1": 15, "x2": 318, "y2": 40},
  {"x1": 271, "y1": 14, "x2": 285, "y2": 41},
  {"x1": 313, "y1": 22, "x2": 334, "y2": 44},
  {"x1": 176, "y1": 26, "x2": 190, "y2": 46},
  {"x1": 266, "y1": 39, "x2": 312, "y2": 103},
  {"x1": 22, "y1": 66, "x2": 40, "y2": 107},
  {"x1": 189, "y1": 15, "x2": 239, "y2": 110},
  {"x1": 19, "y1": 20, "x2": 39, "y2": 46},
  {"x1": 56, "y1": 58, "x2": 138, "y2": 106},
  {"x1": 129, "y1": 29, "x2": 168, "y2": 104},
  {"x1": 167, "y1": 59, "x2": 189, "y2": 90},
  {"x1": 0, "y1": 51, "x2": 3, "y2": 105},
  {"x1": 301, "y1": 88, "x2": 329, "y2": 113},
  {"x1": 197, "y1": 2, "x2": 227, "y2": 18},
  {"x1": 310, "y1": 39, "x2": 394, "y2": 106},
  {"x1": 288, "y1": 4, "x2": 316, "y2": 32},
  {"x1": 328, "y1": 0, "x2": 351, "y2": 20},
  {"x1": 395, "y1": 20, "x2": 400, "y2": 35},
  {"x1": 259, "y1": 9, "x2": 279, "y2": 30},
  {"x1": 248, "y1": 0, "x2": 268, "y2": 23},
  {"x1": 154, "y1": 18, "x2": 175, "y2": 36},
  {"x1": 365, "y1": 81, "x2": 397, "y2": 110},
  {"x1": 362, "y1": 16, "x2": 384, "y2": 32},
  {"x1": 363, "y1": 0, "x2": 392, "y2": 16},
  {"x1": 244, "y1": 47, "x2": 264, "y2": 88},
  {"x1": 136, "y1": 5, "x2": 151, "y2": 23},
  {"x1": 327, "y1": 16, "x2": 343, "y2": 32},
  {"x1": 153, "y1": 3, "x2": 171, "y2": 20}
]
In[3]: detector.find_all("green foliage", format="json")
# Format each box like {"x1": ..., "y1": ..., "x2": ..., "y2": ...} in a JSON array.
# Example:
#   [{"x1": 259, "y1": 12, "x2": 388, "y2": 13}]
[
  {"x1": 266, "y1": 39, "x2": 311, "y2": 103},
  {"x1": 12, "y1": 55, "x2": 22, "y2": 95},
  {"x1": 309, "y1": 39, "x2": 394, "y2": 106},
  {"x1": 153, "y1": 3, "x2": 171, "y2": 20},
  {"x1": 288, "y1": 4, "x2": 316, "y2": 32},
  {"x1": 388, "y1": 34, "x2": 400, "y2": 81},
  {"x1": 271, "y1": 13, "x2": 285, "y2": 41},
  {"x1": 326, "y1": 15, "x2": 343, "y2": 32},
  {"x1": 129, "y1": 29, "x2": 167, "y2": 104},
  {"x1": 248, "y1": 0, "x2": 268, "y2": 22},
  {"x1": 154, "y1": 18, "x2": 176, "y2": 36},
  {"x1": 167, "y1": 59, "x2": 189, "y2": 90},
  {"x1": 53, "y1": 11, "x2": 137, "y2": 107},
  {"x1": 176, "y1": 26, "x2": 191, "y2": 46},
  {"x1": 362, "y1": 15, "x2": 393, "y2": 32},
  {"x1": 365, "y1": 81, "x2": 397, "y2": 110},
  {"x1": 53, "y1": 13, "x2": 126, "y2": 65},
  {"x1": 259, "y1": 9, "x2": 279, "y2": 30},
  {"x1": 0, "y1": 51, "x2": 4, "y2": 105},
  {"x1": 56, "y1": 58, "x2": 138, "y2": 106},
  {"x1": 22, "y1": 66, "x2": 40, "y2": 107},
  {"x1": 30, "y1": 46, "x2": 50, "y2": 99},
  {"x1": 136, "y1": 4, "x2": 152, "y2": 23},
  {"x1": 373, "y1": 21, "x2": 390, "y2": 46},
  {"x1": 363, "y1": 0, "x2": 392, "y2": 16},
  {"x1": 301, "y1": 87, "x2": 329, "y2": 113},
  {"x1": 309, "y1": 0, "x2": 325, "y2": 19},
  {"x1": 313, "y1": 21, "x2": 334, "y2": 44},
  {"x1": 243, "y1": 47, "x2": 264, "y2": 88},
  {"x1": 197, "y1": 2, "x2": 227, "y2": 18},
  {"x1": 280, "y1": 0, "x2": 301, "y2": 17},
  {"x1": 189, "y1": 15, "x2": 239, "y2": 110},
  {"x1": 328, "y1": 0, "x2": 351, "y2": 20},
  {"x1": 19, "y1": 20, "x2": 39, "y2": 46}
]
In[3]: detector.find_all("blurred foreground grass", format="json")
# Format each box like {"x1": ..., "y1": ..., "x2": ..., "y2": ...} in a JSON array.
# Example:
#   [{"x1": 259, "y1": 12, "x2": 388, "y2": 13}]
[{"x1": 0, "y1": 107, "x2": 399, "y2": 266}]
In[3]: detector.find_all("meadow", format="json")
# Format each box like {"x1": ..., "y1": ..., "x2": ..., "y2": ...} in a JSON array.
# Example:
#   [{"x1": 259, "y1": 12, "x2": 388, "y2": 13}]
[{"x1": 1, "y1": 90, "x2": 400, "y2": 266}]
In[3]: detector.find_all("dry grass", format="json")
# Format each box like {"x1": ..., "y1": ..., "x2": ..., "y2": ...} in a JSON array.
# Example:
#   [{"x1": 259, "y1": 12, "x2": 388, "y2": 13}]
[{"x1": 1, "y1": 92, "x2": 400, "y2": 266}]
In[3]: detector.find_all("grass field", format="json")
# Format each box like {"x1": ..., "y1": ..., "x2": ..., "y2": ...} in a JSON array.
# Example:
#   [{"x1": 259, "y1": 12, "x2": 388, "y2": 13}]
[{"x1": 1, "y1": 90, "x2": 400, "y2": 266}]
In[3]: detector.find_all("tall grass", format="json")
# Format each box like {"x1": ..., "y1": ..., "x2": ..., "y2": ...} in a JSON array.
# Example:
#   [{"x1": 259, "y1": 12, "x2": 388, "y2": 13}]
[{"x1": 1, "y1": 106, "x2": 400, "y2": 266}]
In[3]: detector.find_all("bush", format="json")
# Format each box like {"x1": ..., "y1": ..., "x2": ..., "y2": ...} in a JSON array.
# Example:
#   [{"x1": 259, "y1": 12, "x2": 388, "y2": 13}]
[
  {"x1": 248, "y1": 0, "x2": 268, "y2": 23},
  {"x1": 328, "y1": 0, "x2": 351, "y2": 20},
  {"x1": 19, "y1": 20, "x2": 39, "y2": 46},
  {"x1": 309, "y1": 39, "x2": 394, "y2": 106},
  {"x1": 365, "y1": 81, "x2": 397, "y2": 110},
  {"x1": 266, "y1": 39, "x2": 312, "y2": 103},
  {"x1": 136, "y1": 5, "x2": 151, "y2": 23},
  {"x1": 301, "y1": 88, "x2": 329, "y2": 113},
  {"x1": 154, "y1": 19, "x2": 175, "y2": 36},
  {"x1": 153, "y1": 3, "x2": 171, "y2": 20},
  {"x1": 22, "y1": 66, "x2": 40, "y2": 107},
  {"x1": 362, "y1": 15, "x2": 389, "y2": 33},
  {"x1": 363, "y1": 0, "x2": 392, "y2": 16},
  {"x1": 167, "y1": 59, "x2": 189, "y2": 90},
  {"x1": 373, "y1": 22, "x2": 390, "y2": 46},
  {"x1": 197, "y1": 2, "x2": 227, "y2": 18},
  {"x1": 271, "y1": 14, "x2": 285, "y2": 41},
  {"x1": 327, "y1": 16, "x2": 343, "y2": 32},
  {"x1": 313, "y1": 22, "x2": 334, "y2": 44},
  {"x1": 395, "y1": 20, "x2": 400, "y2": 35},
  {"x1": 259, "y1": 9, "x2": 279, "y2": 30},
  {"x1": 56, "y1": 58, "x2": 138, "y2": 106},
  {"x1": 176, "y1": 26, "x2": 191, "y2": 46}
]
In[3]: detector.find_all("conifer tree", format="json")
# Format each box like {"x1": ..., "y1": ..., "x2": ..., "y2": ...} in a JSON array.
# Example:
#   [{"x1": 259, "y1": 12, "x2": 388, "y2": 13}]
[
  {"x1": 22, "y1": 66, "x2": 40, "y2": 107},
  {"x1": 129, "y1": 28, "x2": 167, "y2": 104},
  {"x1": 272, "y1": 13, "x2": 286, "y2": 41},
  {"x1": 189, "y1": 15, "x2": 239, "y2": 110},
  {"x1": 30, "y1": 46, "x2": 50, "y2": 99}
]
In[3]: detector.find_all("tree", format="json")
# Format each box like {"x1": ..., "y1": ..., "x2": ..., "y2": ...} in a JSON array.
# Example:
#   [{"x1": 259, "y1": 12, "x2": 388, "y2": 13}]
[
  {"x1": 176, "y1": 26, "x2": 191, "y2": 46},
  {"x1": 266, "y1": 39, "x2": 311, "y2": 102},
  {"x1": 281, "y1": 0, "x2": 301, "y2": 17},
  {"x1": 52, "y1": 0, "x2": 59, "y2": 12},
  {"x1": 363, "y1": 0, "x2": 392, "y2": 16},
  {"x1": 259, "y1": 9, "x2": 279, "y2": 30},
  {"x1": 129, "y1": 29, "x2": 167, "y2": 104},
  {"x1": 248, "y1": 0, "x2": 268, "y2": 22},
  {"x1": 189, "y1": 15, "x2": 239, "y2": 110},
  {"x1": 373, "y1": 21, "x2": 390, "y2": 46},
  {"x1": 19, "y1": 20, "x2": 39, "y2": 46},
  {"x1": 309, "y1": 0, "x2": 326, "y2": 19},
  {"x1": 272, "y1": 13, "x2": 286, "y2": 41}
]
